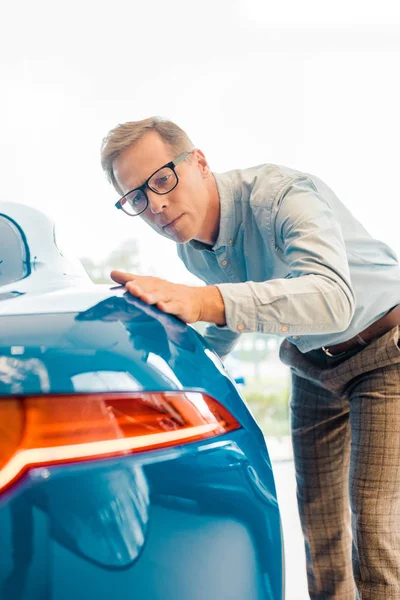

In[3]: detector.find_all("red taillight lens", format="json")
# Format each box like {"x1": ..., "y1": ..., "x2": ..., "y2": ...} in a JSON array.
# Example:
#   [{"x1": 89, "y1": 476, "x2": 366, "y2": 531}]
[
  {"x1": 0, "y1": 400, "x2": 25, "y2": 470},
  {"x1": 0, "y1": 392, "x2": 240, "y2": 493}
]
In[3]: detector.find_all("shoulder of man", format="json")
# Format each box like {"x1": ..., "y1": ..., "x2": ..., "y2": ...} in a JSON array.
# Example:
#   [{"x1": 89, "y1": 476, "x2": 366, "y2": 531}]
[{"x1": 216, "y1": 163, "x2": 309, "y2": 207}]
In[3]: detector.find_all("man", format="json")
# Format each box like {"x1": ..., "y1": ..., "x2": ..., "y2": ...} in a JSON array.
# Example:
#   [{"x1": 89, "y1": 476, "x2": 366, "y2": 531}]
[{"x1": 101, "y1": 116, "x2": 400, "y2": 600}]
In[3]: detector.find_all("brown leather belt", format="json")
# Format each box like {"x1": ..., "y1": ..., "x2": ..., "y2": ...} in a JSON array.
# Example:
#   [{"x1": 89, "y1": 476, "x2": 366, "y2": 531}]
[{"x1": 322, "y1": 303, "x2": 400, "y2": 357}]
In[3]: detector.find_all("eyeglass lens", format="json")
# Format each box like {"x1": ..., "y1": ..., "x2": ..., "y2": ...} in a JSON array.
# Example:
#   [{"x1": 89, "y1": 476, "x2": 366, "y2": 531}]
[
  {"x1": 148, "y1": 167, "x2": 177, "y2": 193},
  {"x1": 121, "y1": 167, "x2": 178, "y2": 215},
  {"x1": 120, "y1": 190, "x2": 147, "y2": 215}
]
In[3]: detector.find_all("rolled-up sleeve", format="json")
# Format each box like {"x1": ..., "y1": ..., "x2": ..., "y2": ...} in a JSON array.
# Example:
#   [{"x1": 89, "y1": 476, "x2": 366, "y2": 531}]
[
  {"x1": 201, "y1": 324, "x2": 241, "y2": 360},
  {"x1": 215, "y1": 176, "x2": 356, "y2": 337}
]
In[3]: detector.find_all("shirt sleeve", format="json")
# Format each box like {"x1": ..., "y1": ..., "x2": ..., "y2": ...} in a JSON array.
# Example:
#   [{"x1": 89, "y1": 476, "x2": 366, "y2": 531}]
[
  {"x1": 175, "y1": 250, "x2": 243, "y2": 359},
  {"x1": 214, "y1": 176, "x2": 356, "y2": 337},
  {"x1": 201, "y1": 323, "x2": 241, "y2": 360}
]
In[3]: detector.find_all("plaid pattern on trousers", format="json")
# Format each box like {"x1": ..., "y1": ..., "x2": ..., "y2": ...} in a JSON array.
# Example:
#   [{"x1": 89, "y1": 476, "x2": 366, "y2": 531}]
[{"x1": 279, "y1": 325, "x2": 400, "y2": 600}]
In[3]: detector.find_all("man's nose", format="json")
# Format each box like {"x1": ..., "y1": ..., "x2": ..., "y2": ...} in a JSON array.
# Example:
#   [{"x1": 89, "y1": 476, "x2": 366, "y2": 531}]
[{"x1": 147, "y1": 189, "x2": 168, "y2": 214}]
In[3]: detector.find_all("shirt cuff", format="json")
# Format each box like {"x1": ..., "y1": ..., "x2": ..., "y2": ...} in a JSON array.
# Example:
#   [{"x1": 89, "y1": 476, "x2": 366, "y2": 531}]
[{"x1": 215, "y1": 282, "x2": 258, "y2": 333}]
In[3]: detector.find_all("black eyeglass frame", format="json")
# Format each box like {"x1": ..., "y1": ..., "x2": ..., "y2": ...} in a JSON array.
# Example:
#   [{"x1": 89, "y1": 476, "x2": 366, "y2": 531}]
[{"x1": 115, "y1": 150, "x2": 194, "y2": 216}]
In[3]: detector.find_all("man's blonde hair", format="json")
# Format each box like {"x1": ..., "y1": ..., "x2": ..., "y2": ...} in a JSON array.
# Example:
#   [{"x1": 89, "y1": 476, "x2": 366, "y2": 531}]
[{"x1": 100, "y1": 116, "x2": 194, "y2": 194}]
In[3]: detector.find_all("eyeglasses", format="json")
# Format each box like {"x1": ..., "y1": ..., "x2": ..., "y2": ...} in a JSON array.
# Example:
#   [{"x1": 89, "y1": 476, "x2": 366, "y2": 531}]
[{"x1": 115, "y1": 151, "x2": 193, "y2": 217}]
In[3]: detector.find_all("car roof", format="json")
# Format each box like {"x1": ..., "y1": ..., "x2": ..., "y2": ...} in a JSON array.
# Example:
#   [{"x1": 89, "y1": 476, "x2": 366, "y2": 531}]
[{"x1": 0, "y1": 202, "x2": 91, "y2": 298}]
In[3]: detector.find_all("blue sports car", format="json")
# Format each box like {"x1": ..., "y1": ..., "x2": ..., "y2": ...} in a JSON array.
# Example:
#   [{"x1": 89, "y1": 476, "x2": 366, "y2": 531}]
[{"x1": 0, "y1": 202, "x2": 285, "y2": 600}]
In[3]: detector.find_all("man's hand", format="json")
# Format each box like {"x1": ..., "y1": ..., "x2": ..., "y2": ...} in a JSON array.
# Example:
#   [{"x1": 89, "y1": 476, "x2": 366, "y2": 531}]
[{"x1": 110, "y1": 270, "x2": 226, "y2": 326}]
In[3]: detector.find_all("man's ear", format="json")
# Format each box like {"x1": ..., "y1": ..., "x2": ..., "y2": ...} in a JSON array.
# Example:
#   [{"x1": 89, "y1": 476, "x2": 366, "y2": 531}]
[{"x1": 193, "y1": 149, "x2": 211, "y2": 177}]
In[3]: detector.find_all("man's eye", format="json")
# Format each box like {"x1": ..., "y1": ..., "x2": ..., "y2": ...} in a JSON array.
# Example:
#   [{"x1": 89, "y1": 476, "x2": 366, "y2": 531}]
[{"x1": 130, "y1": 193, "x2": 145, "y2": 206}]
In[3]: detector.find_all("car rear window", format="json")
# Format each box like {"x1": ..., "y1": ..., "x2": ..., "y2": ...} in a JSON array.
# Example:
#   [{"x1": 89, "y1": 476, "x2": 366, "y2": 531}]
[{"x1": 0, "y1": 216, "x2": 29, "y2": 286}]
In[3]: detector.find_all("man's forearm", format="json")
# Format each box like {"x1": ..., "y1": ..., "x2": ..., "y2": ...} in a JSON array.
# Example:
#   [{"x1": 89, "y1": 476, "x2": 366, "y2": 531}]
[{"x1": 197, "y1": 286, "x2": 227, "y2": 326}]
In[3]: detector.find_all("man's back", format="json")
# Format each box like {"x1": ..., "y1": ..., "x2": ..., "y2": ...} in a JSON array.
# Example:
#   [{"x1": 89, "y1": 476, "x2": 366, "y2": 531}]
[{"x1": 178, "y1": 163, "x2": 400, "y2": 354}]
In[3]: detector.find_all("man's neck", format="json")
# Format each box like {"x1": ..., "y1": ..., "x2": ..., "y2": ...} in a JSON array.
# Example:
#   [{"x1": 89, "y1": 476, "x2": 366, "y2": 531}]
[{"x1": 194, "y1": 175, "x2": 220, "y2": 246}]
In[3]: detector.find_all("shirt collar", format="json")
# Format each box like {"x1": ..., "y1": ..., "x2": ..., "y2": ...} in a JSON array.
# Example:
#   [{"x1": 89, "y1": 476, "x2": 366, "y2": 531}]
[{"x1": 188, "y1": 170, "x2": 238, "y2": 252}]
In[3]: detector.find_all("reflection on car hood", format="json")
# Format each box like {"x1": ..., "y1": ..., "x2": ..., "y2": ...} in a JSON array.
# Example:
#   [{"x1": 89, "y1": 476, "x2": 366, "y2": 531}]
[{"x1": 0, "y1": 284, "x2": 125, "y2": 316}]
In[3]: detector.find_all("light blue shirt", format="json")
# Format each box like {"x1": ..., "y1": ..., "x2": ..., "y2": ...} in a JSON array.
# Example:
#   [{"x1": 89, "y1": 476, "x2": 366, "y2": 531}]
[{"x1": 177, "y1": 164, "x2": 400, "y2": 357}]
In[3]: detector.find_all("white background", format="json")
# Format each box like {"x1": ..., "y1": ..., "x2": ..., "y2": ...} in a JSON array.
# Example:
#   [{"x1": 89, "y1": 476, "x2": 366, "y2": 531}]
[
  {"x1": 2, "y1": 4, "x2": 400, "y2": 597},
  {"x1": 1, "y1": 0, "x2": 400, "y2": 284}
]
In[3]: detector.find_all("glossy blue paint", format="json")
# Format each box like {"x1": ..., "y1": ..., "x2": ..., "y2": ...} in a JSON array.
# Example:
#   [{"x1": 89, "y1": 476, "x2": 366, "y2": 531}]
[
  {"x1": 0, "y1": 203, "x2": 285, "y2": 599},
  {"x1": 0, "y1": 293, "x2": 285, "y2": 599},
  {"x1": 0, "y1": 292, "x2": 267, "y2": 446},
  {"x1": 0, "y1": 430, "x2": 283, "y2": 600}
]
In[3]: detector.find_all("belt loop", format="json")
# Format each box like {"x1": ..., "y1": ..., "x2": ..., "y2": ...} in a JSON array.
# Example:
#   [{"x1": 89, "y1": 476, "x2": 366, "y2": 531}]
[{"x1": 355, "y1": 334, "x2": 368, "y2": 346}]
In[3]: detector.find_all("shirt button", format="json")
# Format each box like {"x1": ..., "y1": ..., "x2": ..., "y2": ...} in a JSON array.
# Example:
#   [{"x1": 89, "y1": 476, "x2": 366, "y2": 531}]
[
  {"x1": 228, "y1": 239, "x2": 233, "y2": 245},
  {"x1": 237, "y1": 323, "x2": 245, "y2": 331},
  {"x1": 280, "y1": 325, "x2": 289, "y2": 333},
  {"x1": 221, "y1": 260, "x2": 228, "y2": 267},
  {"x1": 292, "y1": 335, "x2": 299, "y2": 340}
]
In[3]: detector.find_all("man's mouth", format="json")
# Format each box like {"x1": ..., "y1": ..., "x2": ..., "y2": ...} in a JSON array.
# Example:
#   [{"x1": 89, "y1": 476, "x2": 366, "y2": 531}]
[{"x1": 162, "y1": 214, "x2": 183, "y2": 230}]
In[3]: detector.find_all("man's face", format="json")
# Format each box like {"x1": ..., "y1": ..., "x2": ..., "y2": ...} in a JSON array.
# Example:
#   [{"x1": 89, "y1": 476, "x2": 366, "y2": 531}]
[{"x1": 113, "y1": 131, "x2": 214, "y2": 244}]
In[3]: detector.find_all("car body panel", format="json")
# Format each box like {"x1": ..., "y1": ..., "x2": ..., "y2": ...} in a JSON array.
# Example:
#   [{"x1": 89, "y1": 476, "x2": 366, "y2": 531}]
[
  {"x1": 0, "y1": 430, "x2": 282, "y2": 600},
  {"x1": 0, "y1": 202, "x2": 285, "y2": 599}
]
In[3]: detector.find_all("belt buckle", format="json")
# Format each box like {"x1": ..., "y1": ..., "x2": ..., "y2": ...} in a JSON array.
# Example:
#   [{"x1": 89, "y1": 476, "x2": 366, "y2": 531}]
[{"x1": 321, "y1": 346, "x2": 347, "y2": 358}]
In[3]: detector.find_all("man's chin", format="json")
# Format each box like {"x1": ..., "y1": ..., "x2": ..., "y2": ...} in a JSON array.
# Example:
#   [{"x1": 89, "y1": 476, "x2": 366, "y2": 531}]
[
  {"x1": 161, "y1": 222, "x2": 195, "y2": 244},
  {"x1": 166, "y1": 230, "x2": 194, "y2": 244}
]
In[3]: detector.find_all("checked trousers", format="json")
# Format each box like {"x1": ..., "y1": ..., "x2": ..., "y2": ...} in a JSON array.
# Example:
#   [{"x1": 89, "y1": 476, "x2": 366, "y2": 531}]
[{"x1": 279, "y1": 325, "x2": 400, "y2": 600}]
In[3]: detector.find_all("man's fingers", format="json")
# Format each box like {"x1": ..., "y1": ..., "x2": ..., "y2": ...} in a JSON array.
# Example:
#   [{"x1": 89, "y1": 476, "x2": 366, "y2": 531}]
[
  {"x1": 144, "y1": 290, "x2": 172, "y2": 305},
  {"x1": 125, "y1": 281, "x2": 144, "y2": 298},
  {"x1": 156, "y1": 299, "x2": 186, "y2": 321},
  {"x1": 110, "y1": 270, "x2": 137, "y2": 285},
  {"x1": 126, "y1": 285, "x2": 154, "y2": 305},
  {"x1": 156, "y1": 301, "x2": 169, "y2": 312},
  {"x1": 125, "y1": 281, "x2": 169, "y2": 305}
]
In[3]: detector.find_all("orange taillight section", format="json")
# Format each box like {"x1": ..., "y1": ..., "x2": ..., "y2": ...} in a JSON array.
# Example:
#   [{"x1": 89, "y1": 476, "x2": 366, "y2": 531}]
[
  {"x1": 0, "y1": 391, "x2": 240, "y2": 493},
  {"x1": 0, "y1": 400, "x2": 25, "y2": 470}
]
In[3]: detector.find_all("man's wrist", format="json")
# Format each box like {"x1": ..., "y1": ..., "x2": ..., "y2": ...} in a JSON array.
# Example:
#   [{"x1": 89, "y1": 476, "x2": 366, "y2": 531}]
[{"x1": 197, "y1": 286, "x2": 227, "y2": 326}]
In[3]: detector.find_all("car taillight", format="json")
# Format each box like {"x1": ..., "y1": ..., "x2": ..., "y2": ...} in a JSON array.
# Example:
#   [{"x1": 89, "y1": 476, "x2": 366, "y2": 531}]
[{"x1": 0, "y1": 391, "x2": 240, "y2": 493}]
